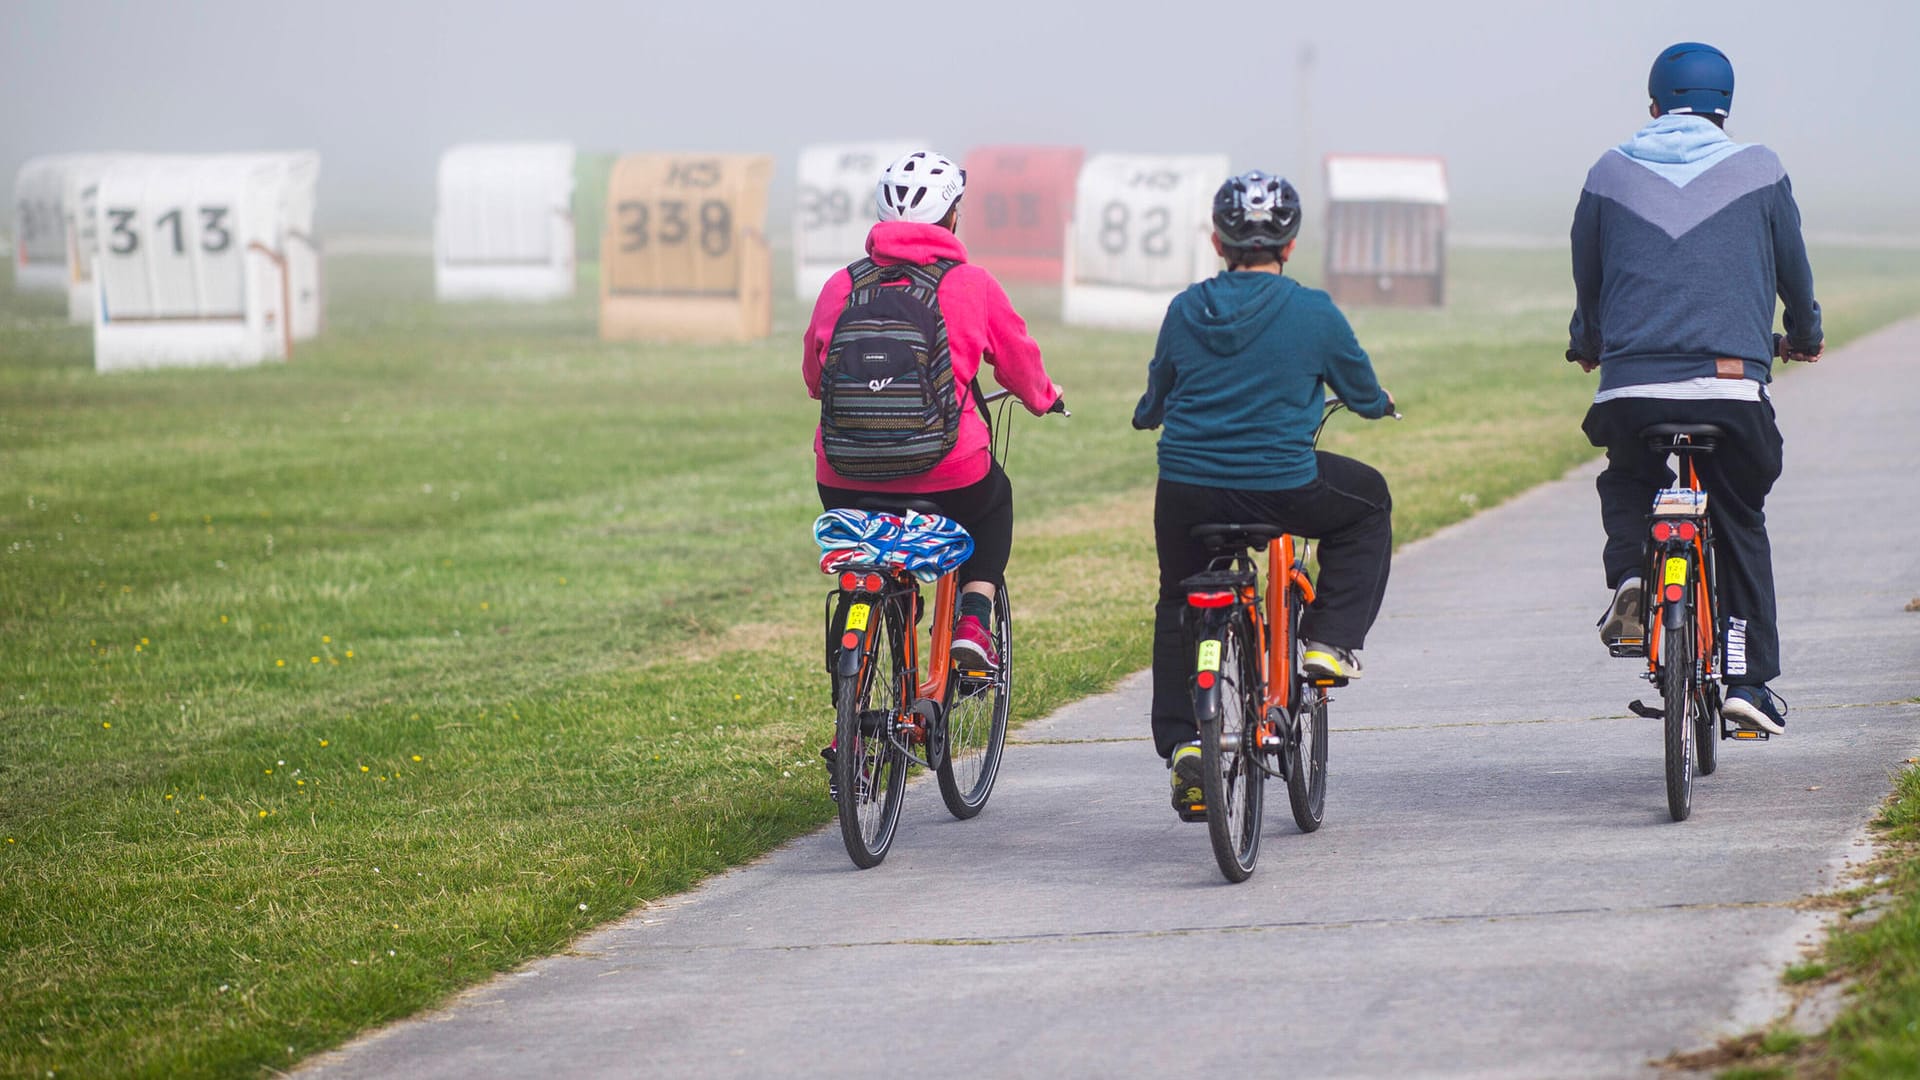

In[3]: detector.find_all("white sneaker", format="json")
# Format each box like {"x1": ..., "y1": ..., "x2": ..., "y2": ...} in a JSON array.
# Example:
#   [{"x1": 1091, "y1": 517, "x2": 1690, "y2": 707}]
[{"x1": 1302, "y1": 641, "x2": 1362, "y2": 680}]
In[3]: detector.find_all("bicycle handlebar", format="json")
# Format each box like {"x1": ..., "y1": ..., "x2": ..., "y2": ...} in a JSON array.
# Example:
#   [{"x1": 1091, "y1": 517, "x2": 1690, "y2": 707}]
[{"x1": 978, "y1": 387, "x2": 1070, "y2": 418}]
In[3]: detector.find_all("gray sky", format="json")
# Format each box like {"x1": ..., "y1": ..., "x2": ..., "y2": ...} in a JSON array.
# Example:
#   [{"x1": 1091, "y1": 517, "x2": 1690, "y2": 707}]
[{"x1": 6, "y1": 0, "x2": 1915, "y2": 234}]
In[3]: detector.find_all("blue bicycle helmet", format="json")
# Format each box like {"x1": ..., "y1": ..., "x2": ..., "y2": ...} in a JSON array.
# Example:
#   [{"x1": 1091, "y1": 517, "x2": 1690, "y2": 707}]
[{"x1": 1648, "y1": 42, "x2": 1734, "y2": 117}]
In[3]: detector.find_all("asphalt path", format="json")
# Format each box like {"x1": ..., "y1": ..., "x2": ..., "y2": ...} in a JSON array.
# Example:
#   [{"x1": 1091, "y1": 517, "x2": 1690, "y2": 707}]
[{"x1": 305, "y1": 319, "x2": 1920, "y2": 1079}]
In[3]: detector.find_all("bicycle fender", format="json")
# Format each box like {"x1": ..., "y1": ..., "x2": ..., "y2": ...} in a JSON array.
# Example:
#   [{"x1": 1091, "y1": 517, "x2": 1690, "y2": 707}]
[
  {"x1": 834, "y1": 601, "x2": 873, "y2": 677},
  {"x1": 1190, "y1": 615, "x2": 1228, "y2": 728},
  {"x1": 1660, "y1": 553, "x2": 1690, "y2": 631}
]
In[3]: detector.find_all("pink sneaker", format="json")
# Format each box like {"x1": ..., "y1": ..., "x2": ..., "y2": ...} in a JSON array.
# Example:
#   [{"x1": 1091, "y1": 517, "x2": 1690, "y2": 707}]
[{"x1": 950, "y1": 615, "x2": 999, "y2": 670}]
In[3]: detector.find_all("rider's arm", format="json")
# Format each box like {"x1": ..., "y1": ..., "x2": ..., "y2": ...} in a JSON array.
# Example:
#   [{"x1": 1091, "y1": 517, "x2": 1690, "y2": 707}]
[
  {"x1": 1567, "y1": 187, "x2": 1604, "y2": 364},
  {"x1": 1318, "y1": 305, "x2": 1393, "y2": 420},
  {"x1": 965, "y1": 268, "x2": 1060, "y2": 414},
  {"x1": 1771, "y1": 172, "x2": 1823, "y2": 353},
  {"x1": 1131, "y1": 318, "x2": 1176, "y2": 430},
  {"x1": 801, "y1": 270, "x2": 855, "y2": 400}
]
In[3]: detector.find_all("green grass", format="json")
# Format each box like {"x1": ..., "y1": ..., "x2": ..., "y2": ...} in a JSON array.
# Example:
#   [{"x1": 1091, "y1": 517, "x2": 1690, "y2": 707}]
[{"x1": 3, "y1": 246, "x2": 1918, "y2": 1077}]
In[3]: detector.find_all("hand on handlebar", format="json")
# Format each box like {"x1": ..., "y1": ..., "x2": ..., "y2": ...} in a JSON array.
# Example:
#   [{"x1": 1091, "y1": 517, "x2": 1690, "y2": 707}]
[
  {"x1": 1047, "y1": 396, "x2": 1069, "y2": 416},
  {"x1": 1774, "y1": 332, "x2": 1823, "y2": 363}
]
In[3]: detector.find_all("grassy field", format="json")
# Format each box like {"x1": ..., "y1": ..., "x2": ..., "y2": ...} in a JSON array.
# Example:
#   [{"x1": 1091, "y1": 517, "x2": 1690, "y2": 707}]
[{"x1": 3, "y1": 245, "x2": 1919, "y2": 1077}]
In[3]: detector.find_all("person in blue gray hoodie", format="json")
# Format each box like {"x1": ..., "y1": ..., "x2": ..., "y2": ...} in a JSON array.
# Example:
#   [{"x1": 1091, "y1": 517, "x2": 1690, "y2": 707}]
[
  {"x1": 1134, "y1": 171, "x2": 1396, "y2": 819},
  {"x1": 1571, "y1": 42, "x2": 1822, "y2": 735}
]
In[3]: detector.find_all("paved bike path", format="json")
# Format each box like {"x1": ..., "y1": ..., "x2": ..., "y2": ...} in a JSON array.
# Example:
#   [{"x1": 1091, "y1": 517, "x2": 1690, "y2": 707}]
[{"x1": 305, "y1": 319, "x2": 1920, "y2": 1079}]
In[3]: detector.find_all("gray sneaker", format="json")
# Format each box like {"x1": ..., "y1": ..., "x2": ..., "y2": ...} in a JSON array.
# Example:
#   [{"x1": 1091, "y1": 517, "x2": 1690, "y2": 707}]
[
  {"x1": 1302, "y1": 641, "x2": 1363, "y2": 680},
  {"x1": 1598, "y1": 577, "x2": 1645, "y2": 646}
]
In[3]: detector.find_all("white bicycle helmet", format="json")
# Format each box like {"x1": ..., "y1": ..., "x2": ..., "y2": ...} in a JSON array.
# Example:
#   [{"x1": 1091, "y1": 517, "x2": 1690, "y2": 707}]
[{"x1": 875, "y1": 150, "x2": 965, "y2": 224}]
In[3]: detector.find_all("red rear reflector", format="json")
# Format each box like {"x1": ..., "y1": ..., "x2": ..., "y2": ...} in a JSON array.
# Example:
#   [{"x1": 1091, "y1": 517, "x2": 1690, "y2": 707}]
[
  {"x1": 1651, "y1": 522, "x2": 1672, "y2": 542},
  {"x1": 1664, "y1": 583, "x2": 1684, "y2": 602},
  {"x1": 1187, "y1": 590, "x2": 1235, "y2": 608},
  {"x1": 863, "y1": 573, "x2": 884, "y2": 592},
  {"x1": 839, "y1": 572, "x2": 858, "y2": 591},
  {"x1": 841, "y1": 631, "x2": 859, "y2": 649},
  {"x1": 1676, "y1": 521, "x2": 1698, "y2": 542},
  {"x1": 1196, "y1": 671, "x2": 1216, "y2": 690}
]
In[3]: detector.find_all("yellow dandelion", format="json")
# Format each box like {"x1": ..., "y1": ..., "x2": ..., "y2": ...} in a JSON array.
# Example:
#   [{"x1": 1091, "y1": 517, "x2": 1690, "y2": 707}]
[
  {"x1": 296, "y1": 779, "x2": 305, "y2": 787},
  {"x1": 121, "y1": 584, "x2": 132, "y2": 593},
  {"x1": 330, "y1": 657, "x2": 339, "y2": 665},
  {"x1": 141, "y1": 637, "x2": 149, "y2": 645},
  {"x1": 264, "y1": 769, "x2": 273, "y2": 775},
  {"x1": 198, "y1": 794, "x2": 206, "y2": 800},
  {"x1": 90, "y1": 639, "x2": 96, "y2": 646},
  {"x1": 733, "y1": 694, "x2": 742, "y2": 701},
  {"x1": 165, "y1": 794, "x2": 174, "y2": 800},
  {"x1": 411, "y1": 755, "x2": 422, "y2": 762},
  {"x1": 319, "y1": 739, "x2": 330, "y2": 747},
  {"x1": 359, "y1": 765, "x2": 369, "y2": 773},
  {"x1": 203, "y1": 515, "x2": 211, "y2": 524},
  {"x1": 310, "y1": 656, "x2": 320, "y2": 664},
  {"x1": 322, "y1": 635, "x2": 331, "y2": 644},
  {"x1": 345, "y1": 650, "x2": 354, "y2": 659},
  {"x1": 7, "y1": 838, "x2": 14, "y2": 843},
  {"x1": 134, "y1": 645, "x2": 142, "y2": 653},
  {"x1": 220, "y1": 615, "x2": 228, "y2": 624},
  {"x1": 102, "y1": 721, "x2": 111, "y2": 729},
  {"x1": 558, "y1": 576, "x2": 568, "y2": 585},
  {"x1": 480, "y1": 602, "x2": 489, "y2": 611},
  {"x1": 258, "y1": 810, "x2": 269, "y2": 818},
  {"x1": 276, "y1": 659, "x2": 286, "y2": 668},
  {"x1": 148, "y1": 512, "x2": 159, "y2": 522},
  {"x1": 409, "y1": 713, "x2": 419, "y2": 721}
]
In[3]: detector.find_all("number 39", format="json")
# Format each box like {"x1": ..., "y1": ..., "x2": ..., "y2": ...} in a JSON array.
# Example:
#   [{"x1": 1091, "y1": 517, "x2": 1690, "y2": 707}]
[{"x1": 105, "y1": 206, "x2": 232, "y2": 256}]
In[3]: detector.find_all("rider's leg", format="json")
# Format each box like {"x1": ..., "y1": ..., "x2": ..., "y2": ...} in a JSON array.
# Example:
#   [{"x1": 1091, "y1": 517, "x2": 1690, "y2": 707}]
[
  {"x1": 1584, "y1": 401, "x2": 1676, "y2": 591},
  {"x1": 1277, "y1": 453, "x2": 1393, "y2": 651},
  {"x1": 1151, "y1": 478, "x2": 1220, "y2": 757},
  {"x1": 1694, "y1": 399, "x2": 1785, "y2": 686}
]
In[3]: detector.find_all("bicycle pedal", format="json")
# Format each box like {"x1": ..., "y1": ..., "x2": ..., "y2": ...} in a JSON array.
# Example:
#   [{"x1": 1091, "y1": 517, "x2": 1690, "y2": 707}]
[
  {"x1": 1628, "y1": 699, "x2": 1664, "y2": 720},
  {"x1": 1607, "y1": 638, "x2": 1647, "y2": 658},
  {"x1": 1729, "y1": 728, "x2": 1770, "y2": 741},
  {"x1": 1310, "y1": 676, "x2": 1348, "y2": 689},
  {"x1": 1178, "y1": 804, "x2": 1208, "y2": 823}
]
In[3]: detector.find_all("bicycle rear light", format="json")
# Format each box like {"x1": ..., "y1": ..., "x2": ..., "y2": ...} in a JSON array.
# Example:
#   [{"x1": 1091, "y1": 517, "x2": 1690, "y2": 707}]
[
  {"x1": 1663, "y1": 583, "x2": 1684, "y2": 602},
  {"x1": 1187, "y1": 590, "x2": 1235, "y2": 608},
  {"x1": 840, "y1": 631, "x2": 859, "y2": 649},
  {"x1": 863, "y1": 572, "x2": 884, "y2": 592},
  {"x1": 839, "y1": 571, "x2": 859, "y2": 591},
  {"x1": 1651, "y1": 521, "x2": 1673, "y2": 542},
  {"x1": 1675, "y1": 521, "x2": 1697, "y2": 542},
  {"x1": 1196, "y1": 670, "x2": 1216, "y2": 690}
]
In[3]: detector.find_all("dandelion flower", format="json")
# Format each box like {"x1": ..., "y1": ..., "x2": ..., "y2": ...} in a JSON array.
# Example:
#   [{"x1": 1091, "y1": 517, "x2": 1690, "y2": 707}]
[
  {"x1": 345, "y1": 650, "x2": 354, "y2": 659},
  {"x1": 102, "y1": 721, "x2": 111, "y2": 729},
  {"x1": 165, "y1": 794, "x2": 174, "y2": 800},
  {"x1": 258, "y1": 810, "x2": 269, "y2": 818},
  {"x1": 140, "y1": 637, "x2": 149, "y2": 645},
  {"x1": 276, "y1": 659, "x2": 286, "y2": 668},
  {"x1": 265, "y1": 769, "x2": 273, "y2": 775},
  {"x1": 220, "y1": 615, "x2": 228, "y2": 624},
  {"x1": 296, "y1": 779, "x2": 305, "y2": 787},
  {"x1": 411, "y1": 755, "x2": 422, "y2": 762},
  {"x1": 321, "y1": 635, "x2": 331, "y2": 643},
  {"x1": 311, "y1": 656, "x2": 320, "y2": 664},
  {"x1": 359, "y1": 765, "x2": 369, "y2": 773},
  {"x1": 134, "y1": 645, "x2": 142, "y2": 653},
  {"x1": 480, "y1": 602, "x2": 489, "y2": 611},
  {"x1": 148, "y1": 512, "x2": 159, "y2": 522},
  {"x1": 198, "y1": 795, "x2": 206, "y2": 800},
  {"x1": 319, "y1": 739, "x2": 330, "y2": 747}
]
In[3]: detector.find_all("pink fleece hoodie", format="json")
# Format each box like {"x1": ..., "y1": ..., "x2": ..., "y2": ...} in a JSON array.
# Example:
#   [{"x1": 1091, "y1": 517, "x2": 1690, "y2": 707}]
[{"x1": 803, "y1": 221, "x2": 1059, "y2": 492}]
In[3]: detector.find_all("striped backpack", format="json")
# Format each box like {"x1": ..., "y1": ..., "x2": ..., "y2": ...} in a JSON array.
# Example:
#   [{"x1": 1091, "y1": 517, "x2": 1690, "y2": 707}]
[{"x1": 819, "y1": 257, "x2": 960, "y2": 480}]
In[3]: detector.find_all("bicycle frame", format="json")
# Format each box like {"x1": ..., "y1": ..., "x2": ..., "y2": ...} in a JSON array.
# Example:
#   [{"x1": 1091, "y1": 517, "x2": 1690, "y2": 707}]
[
  {"x1": 1643, "y1": 453, "x2": 1716, "y2": 684},
  {"x1": 829, "y1": 568, "x2": 960, "y2": 762}
]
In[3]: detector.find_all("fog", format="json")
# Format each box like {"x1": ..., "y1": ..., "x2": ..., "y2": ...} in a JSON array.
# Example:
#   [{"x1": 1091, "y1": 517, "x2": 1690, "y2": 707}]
[{"x1": 5, "y1": 0, "x2": 1916, "y2": 237}]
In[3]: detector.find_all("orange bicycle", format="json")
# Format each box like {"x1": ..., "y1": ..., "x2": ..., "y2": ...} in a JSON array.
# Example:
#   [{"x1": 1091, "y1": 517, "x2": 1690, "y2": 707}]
[
  {"x1": 1180, "y1": 400, "x2": 1373, "y2": 881},
  {"x1": 819, "y1": 388, "x2": 1051, "y2": 868}
]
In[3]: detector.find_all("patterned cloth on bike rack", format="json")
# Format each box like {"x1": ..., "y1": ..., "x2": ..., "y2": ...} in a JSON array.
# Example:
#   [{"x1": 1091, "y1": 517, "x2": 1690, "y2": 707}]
[{"x1": 813, "y1": 509, "x2": 974, "y2": 582}]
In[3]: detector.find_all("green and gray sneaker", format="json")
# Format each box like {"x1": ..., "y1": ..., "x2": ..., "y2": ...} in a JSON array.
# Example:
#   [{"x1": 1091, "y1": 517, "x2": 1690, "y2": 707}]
[{"x1": 1170, "y1": 742, "x2": 1206, "y2": 822}]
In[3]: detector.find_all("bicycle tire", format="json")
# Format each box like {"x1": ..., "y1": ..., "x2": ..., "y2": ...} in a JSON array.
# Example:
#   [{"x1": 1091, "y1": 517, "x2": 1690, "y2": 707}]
[
  {"x1": 1662, "y1": 622, "x2": 1695, "y2": 822},
  {"x1": 937, "y1": 584, "x2": 1011, "y2": 819},
  {"x1": 1201, "y1": 611, "x2": 1263, "y2": 882},
  {"x1": 834, "y1": 594, "x2": 910, "y2": 868},
  {"x1": 1286, "y1": 596, "x2": 1328, "y2": 832}
]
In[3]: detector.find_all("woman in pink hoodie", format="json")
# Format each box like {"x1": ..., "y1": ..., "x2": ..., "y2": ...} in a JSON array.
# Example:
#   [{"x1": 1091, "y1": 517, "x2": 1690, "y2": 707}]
[{"x1": 803, "y1": 150, "x2": 1064, "y2": 668}]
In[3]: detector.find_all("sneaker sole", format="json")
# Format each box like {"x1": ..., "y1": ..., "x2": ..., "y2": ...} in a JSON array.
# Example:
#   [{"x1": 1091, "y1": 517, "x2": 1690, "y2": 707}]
[
  {"x1": 1722, "y1": 698, "x2": 1786, "y2": 735},
  {"x1": 1302, "y1": 653, "x2": 1360, "y2": 680},
  {"x1": 950, "y1": 642, "x2": 997, "y2": 670}
]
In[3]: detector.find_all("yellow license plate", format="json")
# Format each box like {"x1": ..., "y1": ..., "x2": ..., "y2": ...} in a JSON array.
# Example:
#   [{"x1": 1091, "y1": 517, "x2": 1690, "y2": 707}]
[
  {"x1": 844, "y1": 603, "x2": 870, "y2": 633},
  {"x1": 1663, "y1": 556, "x2": 1688, "y2": 588},
  {"x1": 1197, "y1": 640, "x2": 1221, "y2": 673}
]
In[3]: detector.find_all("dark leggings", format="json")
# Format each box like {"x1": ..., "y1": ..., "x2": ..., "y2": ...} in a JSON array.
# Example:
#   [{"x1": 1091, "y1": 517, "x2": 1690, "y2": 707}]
[{"x1": 817, "y1": 460, "x2": 1014, "y2": 587}]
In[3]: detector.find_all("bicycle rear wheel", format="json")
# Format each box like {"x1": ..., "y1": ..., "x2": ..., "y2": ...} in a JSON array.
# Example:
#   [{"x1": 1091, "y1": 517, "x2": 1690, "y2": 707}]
[
  {"x1": 834, "y1": 594, "x2": 910, "y2": 867},
  {"x1": 938, "y1": 584, "x2": 1011, "y2": 819},
  {"x1": 1662, "y1": 623, "x2": 1695, "y2": 822},
  {"x1": 1694, "y1": 544, "x2": 1720, "y2": 777},
  {"x1": 1201, "y1": 612, "x2": 1263, "y2": 882}
]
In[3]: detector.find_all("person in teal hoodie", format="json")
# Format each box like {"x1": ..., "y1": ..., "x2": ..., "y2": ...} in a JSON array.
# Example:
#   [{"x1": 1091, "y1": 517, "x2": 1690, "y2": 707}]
[{"x1": 1133, "y1": 170, "x2": 1397, "y2": 819}]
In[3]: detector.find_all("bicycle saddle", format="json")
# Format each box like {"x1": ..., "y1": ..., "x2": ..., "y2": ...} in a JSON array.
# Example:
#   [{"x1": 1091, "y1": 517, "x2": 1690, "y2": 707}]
[
  {"x1": 1638, "y1": 422, "x2": 1727, "y2": 439},
  {"x1": 1190, "y1": 523, "x2": 1287, "y2": 551},
  {"x1": 853, "y1": 496, "x2": 945, "y2": 516}
]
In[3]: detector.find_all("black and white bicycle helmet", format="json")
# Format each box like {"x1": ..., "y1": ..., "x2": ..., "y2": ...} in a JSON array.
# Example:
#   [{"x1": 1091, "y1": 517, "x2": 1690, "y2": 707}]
[
  {"x1": 1212, "y1": 170, "x2": 1301, "y2": 250},
  {"x1": 875, "y1": 150, "x2": 965, "y2": 224}
]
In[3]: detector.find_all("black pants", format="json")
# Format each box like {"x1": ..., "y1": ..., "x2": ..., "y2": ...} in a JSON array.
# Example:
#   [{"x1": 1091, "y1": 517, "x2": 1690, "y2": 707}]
[
  {"x1": 818, "y1": 460, "x2": 1013, "y2": 587},
  {"x1": 1582, "y1": 396, "x2": 1783, "y2": 687},
  {"x1": 1150, "y1": 453, "x2": 1393, "y2": 756}
]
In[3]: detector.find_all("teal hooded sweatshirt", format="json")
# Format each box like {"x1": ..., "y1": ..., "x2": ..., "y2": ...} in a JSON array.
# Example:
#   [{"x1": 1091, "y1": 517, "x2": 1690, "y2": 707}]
[{"x1": 1133, "y1": 272, "x2": 1391, "y2": 490}]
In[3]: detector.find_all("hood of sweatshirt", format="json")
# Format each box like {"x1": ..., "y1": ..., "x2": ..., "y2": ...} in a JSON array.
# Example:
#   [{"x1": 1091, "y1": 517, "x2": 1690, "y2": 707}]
[
  {"x1": 1176, "y1": 272, "x2": 1299, "y2": 355},
  {"x1": 866, "y1": 221, "x2": 970, "y2": 265},
  {"x1": 1615, "y1": 114, "x2": 1746, "y2": 187}
]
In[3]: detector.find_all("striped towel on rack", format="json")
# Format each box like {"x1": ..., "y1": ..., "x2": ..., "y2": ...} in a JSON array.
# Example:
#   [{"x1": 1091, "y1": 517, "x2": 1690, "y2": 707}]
[{"x1": 813, "y1": 509, "x2": 974, "y2": 582}]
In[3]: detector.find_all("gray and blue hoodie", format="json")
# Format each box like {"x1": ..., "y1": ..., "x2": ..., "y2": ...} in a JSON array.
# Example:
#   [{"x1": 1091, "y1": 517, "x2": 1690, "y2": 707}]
[{"x1": 1569, "y1": 115, "x2": 1821, "y2": 392}]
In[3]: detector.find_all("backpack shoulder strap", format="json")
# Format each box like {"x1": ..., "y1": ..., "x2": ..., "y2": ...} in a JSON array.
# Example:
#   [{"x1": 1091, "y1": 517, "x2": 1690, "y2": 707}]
[{"x1": 843, "y1": 257, "x2": 884, "y2": 296}]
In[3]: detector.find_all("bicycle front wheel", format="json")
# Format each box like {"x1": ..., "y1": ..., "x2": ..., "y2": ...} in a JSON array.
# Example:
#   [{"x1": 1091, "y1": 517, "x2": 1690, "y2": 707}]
[
  {"x1": 1662, "y1": 623, "x2": 1695, "y2": 822},
  {"x1": 938, "y1": 584, "x2": 1011, "y2": 819},
  {"x1": 1201, "y1": 612, "x2": 1263, "y2": 882},
  {"x1": 834, "y1": 595, "x2": 910, "y2": 867}
]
